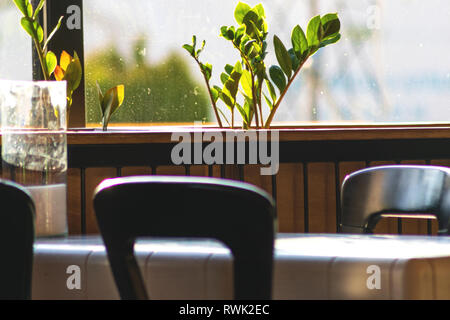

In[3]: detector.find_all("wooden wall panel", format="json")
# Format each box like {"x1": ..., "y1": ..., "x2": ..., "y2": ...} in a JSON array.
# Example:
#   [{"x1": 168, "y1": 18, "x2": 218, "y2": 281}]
[
  {"x1": 275, "y1": 163, "x2": 304, "y2": 233},
  {"x1": 189, "y1": 165, "x2": 209, "y2": 177},
  {"x1": 121, "y1": 166, "x2": 152, "y2": 176},
  {"x1": 64, "y1": 158, "x2": 450, "y2": 236},
  {"x1": 67, "y1": 168, "x2": 81, "y2": 235},
  {"x1": 222, "y1": 165, "x2": 241, "y2": 181},
  {"x1": 243, "y1": 165, "x2": 272, "y2": 194},
  {"x1": 156, "y1": 165, "x2": 186, "y2": 175},
  {"x1": 307, "y1": 162, "x2": 336, "y2": 233},
  {"x1": 84, "y1": 167, "x2": 117, "y2": 234},
  {"x1": 338, "y1": 162, "x2": 366, "y2": 185},
  {"x1": 337, "y1": 161, "x2": 366, "y2": 232}
]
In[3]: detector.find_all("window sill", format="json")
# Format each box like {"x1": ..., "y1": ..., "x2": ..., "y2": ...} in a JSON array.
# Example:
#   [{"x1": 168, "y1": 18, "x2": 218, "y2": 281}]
[{"x1": 67, "y1": 124, "x2": 450, "y2": 145}]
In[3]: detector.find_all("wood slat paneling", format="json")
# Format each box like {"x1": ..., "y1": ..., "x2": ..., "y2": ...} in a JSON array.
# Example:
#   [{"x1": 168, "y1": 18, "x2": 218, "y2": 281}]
[
  {"x1": 276, "y1": 163, "x2": 304, "y2": 233},
  {"x1": 243, "y1": 165, "x2": 272, "y2": 194},
  {"x1": 84, "y1": 167, "x2": 116, "y2": 234},
  {"x1": 307, "y1": 162, "x2": 336, "y2": 233},
  {"x1": 189, "y1": 165, "x2": 210, "y2": 177},
  {"x1": 121, "y1": 166, "x2": 152, "y2": 176},
  {"x1": 156, "y1": 165, "x2": 186, "y2": 176},
  {"x1": 67, "y1": 168, "x2": 81, "y2": 235}
]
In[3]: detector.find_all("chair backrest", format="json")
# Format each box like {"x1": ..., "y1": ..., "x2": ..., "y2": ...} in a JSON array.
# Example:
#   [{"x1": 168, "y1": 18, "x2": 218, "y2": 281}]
[
  {"x1": 0, "y1": 179, "x2": 35, "y2": 299},
  {"x1": 340, "y1": 165, "x2": 450, "y2": 235},
  {"x1": 93, "y1": 176, "x2": 276, "y2": 300}
]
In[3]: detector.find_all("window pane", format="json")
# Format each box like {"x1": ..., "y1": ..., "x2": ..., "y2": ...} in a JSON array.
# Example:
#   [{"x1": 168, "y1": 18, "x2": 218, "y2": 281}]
[
  {"x1": 83, "y1": 0, "x2": 450, "y2": 126},
  {"x1": 0, "y1": 1, "x2": 32, "y2": 80}
]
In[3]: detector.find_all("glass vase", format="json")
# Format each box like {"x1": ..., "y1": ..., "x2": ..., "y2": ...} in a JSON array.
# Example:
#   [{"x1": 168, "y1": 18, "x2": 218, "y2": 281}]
[{"x1": 0, "y1": 80, "x2": 68, "y2": 237}]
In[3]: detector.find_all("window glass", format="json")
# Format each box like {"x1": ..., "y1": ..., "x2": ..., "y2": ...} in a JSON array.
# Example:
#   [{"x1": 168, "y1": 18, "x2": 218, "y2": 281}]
[
  {"x1": 83, "y1": 0, "x2": 450, "y2": 126},
  {"x1": 0, "y1": 1, "x2": 32, "y2": 80}
]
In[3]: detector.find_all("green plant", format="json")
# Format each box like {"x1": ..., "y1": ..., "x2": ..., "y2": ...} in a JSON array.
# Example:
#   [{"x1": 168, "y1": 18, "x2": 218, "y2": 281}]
[
  {"x1": 13, "y1": 0, "x2": 82, "y2": 113},
  {"x1": 96, "y1": 81, "x2": 125, "y2": 131},
  {"x1": 183, "y1": 2, "x2": 341, "y2": 129}
]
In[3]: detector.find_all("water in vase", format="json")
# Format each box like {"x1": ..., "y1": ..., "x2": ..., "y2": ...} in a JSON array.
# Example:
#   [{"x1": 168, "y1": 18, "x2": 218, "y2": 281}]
[{"x1": 2, "y1": 130, "x2": 68, "y2": 237}]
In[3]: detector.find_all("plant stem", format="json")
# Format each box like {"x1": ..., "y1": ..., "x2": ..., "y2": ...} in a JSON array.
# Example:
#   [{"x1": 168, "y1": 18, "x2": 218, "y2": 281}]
[
  {"x1": 264, "y1": 57, "x2": 309, "y2": 128},
  {"x1": 251, "y1": 73, "x2": 260, "y2": 129},
  {"x1": 257, "y1": 81, "x2": 263, "y2": 125},
  {"x1": 33, "y1": 38, "x2": 49, "y2": 81},
  {"x1": 194, "y1": 58, "x2": 223, "y2": 128},
  {"x1": 231, "y1": 109, "x2": 234, "y2": 129}
]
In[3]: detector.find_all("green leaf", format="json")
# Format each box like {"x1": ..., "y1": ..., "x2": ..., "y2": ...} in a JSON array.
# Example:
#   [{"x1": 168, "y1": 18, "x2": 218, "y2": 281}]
[
  {"x1": 224, "y1": 77, "x2": 239, "y2": 101},
  {"x1": 45, "y1": 51, "x2": 57, "y2": 76},
  {"x1": 263, "y1": 93, "x2": 273, "y2": 110},
  {"x1": 241, "y1": 69, "x2": 253, "y2": 98},
  {"x1": 26, "y1": 2, "x2": 33, "y2": 17},
  {"x1": 222, "y1": 64, "x2": 242, "y2": 108},
  {"x1": 220, "y1": 26, "x2": 235, "y2": 40},
  {"x1": 200, "y1": 62, "x2": 212, "y2": 81},
  {"x1": 33, "y1": 0, "x2": 45, "y2": 19},
  {"x1": 253, "y1": 4, "x2": 265, "y2": 18},
  {"x1": 102, "y1": 85, "x2": 125, "y2": 128},
  {"x1": 217, "y1": 107, "x2": 231, "y2": 127},
  {"x1": 96, "y1": 81, "x2": 104, "y2": 107},
  {"x1": 291, "y1": 25, "x2": 309, "y2": 60},
  {"x1": 233, "y1": 60, "x2": 243, "y2": 74},
  {"x1": 63, "y1": 51, "x2": 82, "y2": 92},
  {"x1": 44, "y1": 16, "x2": 63, "y2": 49},
  {"x1": 219, "y1": 91, "x2": 234, "y2": 109},
  {"x1": 319, "y1": 33, "x2": 341, "y2": 48},
  {"x1": 234, "y1": 2, "x2": 252, "y2": 24},
  {"x1": 242, "y1": 10, "x2": 261, "y2": 39},
  {"x1": 321, "y1": 13, "x2": 340, "y2": 40},
  {"x1": 273, "y1": 35, "x2": 292, "y2": 79},
  {"x1": 220, "y1": 73, "x2": 229, "y2": 85},
  {"x1": 20, "y1": 17, "x2": 35, "y2": 38},
  {"x1": 306, "y1": 15, "x2": 323, "y2": 48},
  {"x1": 269, "y1": 65, "x2": 286, "y2": 93},
  {"x1": 220, "y1": 26, "x2": 228, "y2": 37},
  {"x1": 244, "y1": 39, "x2": 256, "y2": 55},
  {"x1": 35, "y1": 21, "x2": 44, "y2": 43},
  {"x1": 235, "y1": 102, "x2": 249, "y2": 125},
  {"x1": 243, "y1": 95, "x2": 254, "y2": 123},
  {"x1": 288, "y1": 48, "x2": 300, "y2": 71},
  {"x1": 234, "y1": 26, "x2": 246, "y2": 45},
  {"x1": 196, "y1": 40, "x2": 206, "y2": 56},
  {"x1": 227, "y1": 27, "x2": 235, "y2": 40},
  {"x1": 192, "y1": 35, "x2": 197, "y2": 50},
  {"x1": 224, "y1": 64, "x2": 234, "y2": 75},
  {"x1": 265, "y1": 79, "x2": 276, "y2": 103},
  {"x1": 210, "y1": 87, "x2": 219, "y2": 103},
  {"x1": 182, "y1": 44, "x2": 194, "y2": 56},
  {"x1": 13, "y1": 0, "x2": 30, "y2": 17}
]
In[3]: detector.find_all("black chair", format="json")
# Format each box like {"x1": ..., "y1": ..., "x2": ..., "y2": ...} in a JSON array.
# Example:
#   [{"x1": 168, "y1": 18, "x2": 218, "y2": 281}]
[
  {"x1": 93, "y1": 176, "x2": 276, "y2": 300},
  {"x1": 0, "y1": 179, "x2": 35, "y2": 299},
  {"x1": 340, "y1": 165, "x2": 450, "y2": 235}
]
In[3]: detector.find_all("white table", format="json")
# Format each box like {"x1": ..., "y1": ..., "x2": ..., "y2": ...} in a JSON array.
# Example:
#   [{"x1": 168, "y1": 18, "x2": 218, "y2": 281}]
[{"x1": 32, "y1": 233, "x2": 450, "y2": 300}]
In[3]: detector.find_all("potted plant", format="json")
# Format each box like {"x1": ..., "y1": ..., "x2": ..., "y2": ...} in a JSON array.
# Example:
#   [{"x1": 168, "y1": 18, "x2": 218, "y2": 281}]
[{"x1": 183, "y1": 1, "x2": 341, "y2": 129}]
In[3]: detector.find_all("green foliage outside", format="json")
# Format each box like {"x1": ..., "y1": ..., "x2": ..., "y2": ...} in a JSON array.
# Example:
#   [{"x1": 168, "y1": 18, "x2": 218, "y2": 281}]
[{"x1": 85, "y1": 38, "x2": 211, "y2": 125}]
